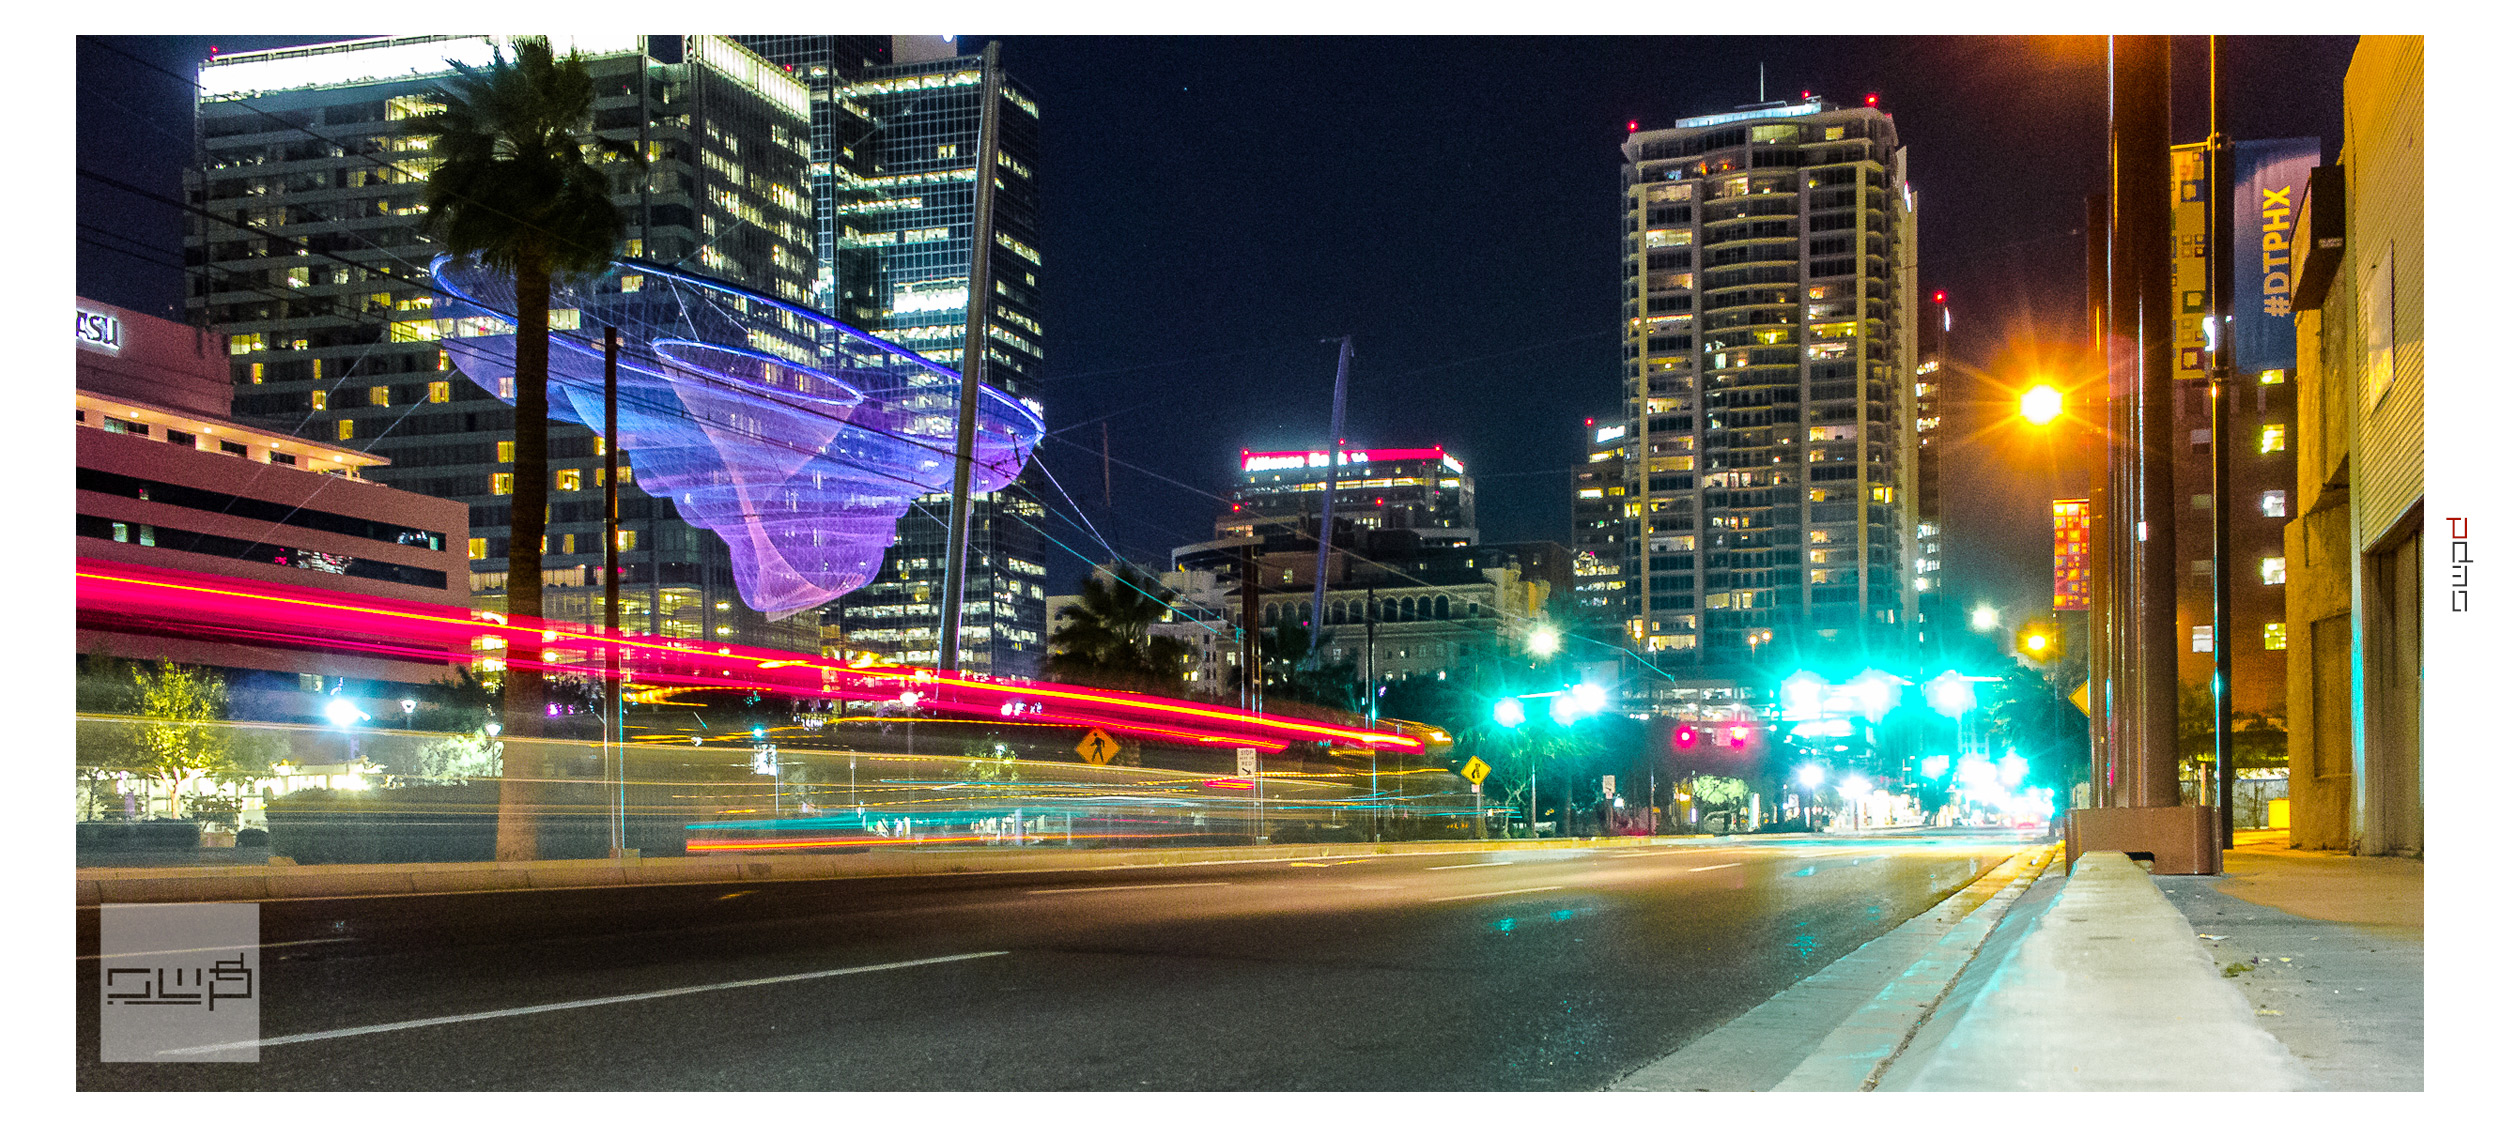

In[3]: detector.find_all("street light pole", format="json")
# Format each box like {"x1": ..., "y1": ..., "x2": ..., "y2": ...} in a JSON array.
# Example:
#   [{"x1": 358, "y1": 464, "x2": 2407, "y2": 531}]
[{"x1": 2207, "y1": 34, "x2": 2238, "y2": 845}]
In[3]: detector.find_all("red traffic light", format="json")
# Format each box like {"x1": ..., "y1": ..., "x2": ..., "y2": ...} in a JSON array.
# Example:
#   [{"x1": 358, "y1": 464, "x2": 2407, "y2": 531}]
[{"x1": 1673, "y1": 724, "x2": 1699, "y2": 750}]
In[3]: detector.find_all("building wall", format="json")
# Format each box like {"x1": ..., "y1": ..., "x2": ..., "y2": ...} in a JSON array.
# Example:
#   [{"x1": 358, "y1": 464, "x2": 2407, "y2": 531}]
[
  {"x1": 76, "y1": 302, "x2": 472, "y2": 692},
  {"x1": 2283, "y1": 35, "x2": 2422, "y2": 857},
  {"x1": 2343, "y1": 36, "x2": 2425, "y2": 858}
]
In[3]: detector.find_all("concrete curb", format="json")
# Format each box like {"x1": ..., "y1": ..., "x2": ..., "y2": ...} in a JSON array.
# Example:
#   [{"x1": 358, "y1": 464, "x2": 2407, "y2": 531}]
[
  {"x1": 76, "y1": 831, "x2": 1763, "y2": 905},
  {"x1": 1887, "y1": 851, "x2": 2318, "y2": 1091},
  {"x1": 1769, "y1": 843, "x2": 2059, "y2": 1090}
]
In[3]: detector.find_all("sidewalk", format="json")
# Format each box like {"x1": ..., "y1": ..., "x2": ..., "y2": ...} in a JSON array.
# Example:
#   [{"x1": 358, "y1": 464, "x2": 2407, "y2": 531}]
[
  {"x1": 2149, "y1": 829, "x2": 2423, "y2": 1090},
  {"x1": 1875, "y1": 830, "x2": 2422, "y2": 1091}
]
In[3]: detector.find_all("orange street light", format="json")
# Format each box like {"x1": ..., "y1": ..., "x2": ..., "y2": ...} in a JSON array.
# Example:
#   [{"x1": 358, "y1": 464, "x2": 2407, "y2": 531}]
[{"x1": 2019, "y1": 384, "x2": 2065, "y2": 426}]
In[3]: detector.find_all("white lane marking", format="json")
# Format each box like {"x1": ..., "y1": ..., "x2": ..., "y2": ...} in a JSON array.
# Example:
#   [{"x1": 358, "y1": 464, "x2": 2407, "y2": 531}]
[
  {"x1": 77, "y1": 938, "x2": 353, "y2": 962},
  {"x1": 1426, "y1": 861, "x2": 1513, "y2": 871},
  {"x1": 1428, "y1": 884, "x2": 1567, "y2": 902},
  {"x1": 1024, "y1": 881, "x2": 1230, "y2": 896},
  {"x1": 1686, "y1": 863, "x2": 1740, "y2": 872},
  {"x1": 157, "y1": 950, "x2": 1009, "y2": 1056}
]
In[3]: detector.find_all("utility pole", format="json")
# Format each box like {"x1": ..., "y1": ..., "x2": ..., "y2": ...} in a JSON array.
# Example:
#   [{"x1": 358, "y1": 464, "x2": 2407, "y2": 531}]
[
  {"x1": 2207, "y1": 34, "x2": 2238, "y2": 844},
  {"x1": 936, "y1": 40, "x2": 1006, "y2": 674},
  {"x1": 603, "y1": 326, "x2": 625, "y2": 858}
]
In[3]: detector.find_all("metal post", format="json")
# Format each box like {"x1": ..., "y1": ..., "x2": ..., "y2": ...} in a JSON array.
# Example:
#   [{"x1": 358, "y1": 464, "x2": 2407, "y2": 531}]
[
  {"x1": 604, "y1": 326, "x2": 624, "y2": 857},
  {"x1": 1307, "y1": 337, "x2": 1352, "y2": 663},
  {"x1": 936, "y1": 40, "x2": 1006, "y2": 674},
  {"x1": 2084, "y1": 193, "x2": 2114, "y2": 810},
  {"x1": 2208, "y1": 34, "x2": 2237, "y2": 843},
  {"x1": 1239, "y1": 547, "x2": 1262, "y2": 712}
]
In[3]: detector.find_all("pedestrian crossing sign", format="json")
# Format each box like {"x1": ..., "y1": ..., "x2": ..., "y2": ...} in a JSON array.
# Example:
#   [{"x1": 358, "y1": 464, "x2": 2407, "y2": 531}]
[{"x1": 1075, "y1": 729, "x2": 1121, "y2": 766}]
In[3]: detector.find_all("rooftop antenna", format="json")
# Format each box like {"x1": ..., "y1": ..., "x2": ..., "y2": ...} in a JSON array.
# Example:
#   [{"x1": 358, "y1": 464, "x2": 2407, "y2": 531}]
[{"x1": 1759, "y1": 63, "x2": 1766, "y2": 102}]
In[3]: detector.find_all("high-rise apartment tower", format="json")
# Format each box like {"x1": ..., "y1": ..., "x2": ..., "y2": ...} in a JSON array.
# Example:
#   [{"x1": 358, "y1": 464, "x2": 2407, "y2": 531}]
[{"x1": 1610, "y1": 96, "x2": 1920, "y2": 676}]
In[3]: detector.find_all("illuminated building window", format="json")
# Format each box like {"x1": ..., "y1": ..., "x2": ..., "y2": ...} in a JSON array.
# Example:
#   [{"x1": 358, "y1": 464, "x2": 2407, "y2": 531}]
[
  {"x1": 228, "y1": 334, "x2": 264, "y2": 355},
  {"x1": 468, "y1": 538, "x2": 487, "y2": 560},
  {"x1": 2260, "y1": 490, "x2": 2288, "y2": 518},
  {"x1": 2259, "y1": 424, "x2": 2287, "y2": 454},
  {"x1": 2258, "y1": 368, "x2": 2286, "y2": 385},
  {"x1": 2192, "y1": 624, "x2": 2213, "y2": 653},
  {"x1": 562, "y1": 534, "x2": 576, "y2": 555},
  {"x1": 2260, "y1": 557, "x2": 2286, "y2": 585},
  {"x1": 2263, "y1": 622, "x2": 2287, "y2": 650},
  {"x1": 309, "y1": 390, "x2": 327, "y2": 410},
  {"x1": 437, "y1": 349, "x2": 451, "y2": 372},
  {"x1": 497, "y1": 441, "x2": 515, "y2": 462},
  {"x1": 429, "y1": 381, "x2": 451, "y2": 403},
  {"x1": 557, "y1": 469, "x2": 583, "y2": 492},
  {"x1": 367, "y1": 386, "x2": 389, "y2": 407},
  {"x1": 616, "y1": 529, "x2": 638, "y2": 552},
  {"x1": 250, "y1": 363, "x2": 265, "y2": 384},
  {"x1": 491, "y1": 473, "x2": 513, "y2": 496},
  {"x1": 336, "y1": 419, "x2": 353, "y2": 441}
]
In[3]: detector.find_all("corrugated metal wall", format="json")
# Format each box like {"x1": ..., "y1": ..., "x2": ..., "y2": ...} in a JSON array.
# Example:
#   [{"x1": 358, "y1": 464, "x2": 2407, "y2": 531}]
[{"x1": 2346, "y1": 36, "x2": 2424, "y2": 551}]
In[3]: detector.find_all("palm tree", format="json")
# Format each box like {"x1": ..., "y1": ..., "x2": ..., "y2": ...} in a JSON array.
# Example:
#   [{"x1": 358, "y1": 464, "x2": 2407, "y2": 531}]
[
  {"x1": 409, "y1": 39, "x2": 638, "y2": 860},
  {"x1": 1047, "y1": 564, "x2": 1189, "y2": 693}
]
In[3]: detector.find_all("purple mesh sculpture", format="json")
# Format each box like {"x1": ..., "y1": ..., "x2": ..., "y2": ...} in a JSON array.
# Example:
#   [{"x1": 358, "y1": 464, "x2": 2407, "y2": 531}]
[{"x1": 431, "y1": 255, "x2": 1043, "y2": 619}]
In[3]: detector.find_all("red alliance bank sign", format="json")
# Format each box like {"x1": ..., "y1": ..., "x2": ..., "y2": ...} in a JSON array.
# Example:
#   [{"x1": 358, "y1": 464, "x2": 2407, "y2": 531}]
[{"x1": 1241, "y1": 447, "x2": 1464, "y2": 474}]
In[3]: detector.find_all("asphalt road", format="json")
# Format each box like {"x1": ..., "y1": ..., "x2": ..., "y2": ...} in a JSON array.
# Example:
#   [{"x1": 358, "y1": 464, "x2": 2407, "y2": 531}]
[{"x1": 77, "y1": 829, "x2": 2023, "y2": 1090}]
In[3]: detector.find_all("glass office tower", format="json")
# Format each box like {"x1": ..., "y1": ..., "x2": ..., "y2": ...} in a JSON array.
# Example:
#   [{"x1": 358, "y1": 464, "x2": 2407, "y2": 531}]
[{"x1": 188, "y1": 34, "x2": 821, "y2": 653}]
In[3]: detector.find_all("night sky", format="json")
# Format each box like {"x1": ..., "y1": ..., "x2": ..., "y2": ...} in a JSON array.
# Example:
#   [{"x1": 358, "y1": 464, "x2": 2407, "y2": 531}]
[{"x1": 76, "y1": 34, "x2": 2357, "y2": 625}]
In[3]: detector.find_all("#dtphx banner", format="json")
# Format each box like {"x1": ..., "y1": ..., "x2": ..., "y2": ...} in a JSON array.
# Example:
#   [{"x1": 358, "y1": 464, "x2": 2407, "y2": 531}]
[{"x1": 2234, "y1": 138, "x2": 2322, "y2": 376}]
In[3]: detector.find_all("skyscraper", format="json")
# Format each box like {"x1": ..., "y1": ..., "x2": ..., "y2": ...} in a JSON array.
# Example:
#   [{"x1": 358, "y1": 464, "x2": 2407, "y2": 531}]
[
  {"x1": 1914, "y1": 289, "x2": 1949, "y2": 659},
  {"x1": 1610, "y1": 96, "x2": 1920, "y2": 679},
  {"x1": 737, "y1": 35, "x2": 1050, "y2": 677},
  {"x1": 187, "y1": 34, "x2": 821, "y2": 653}
]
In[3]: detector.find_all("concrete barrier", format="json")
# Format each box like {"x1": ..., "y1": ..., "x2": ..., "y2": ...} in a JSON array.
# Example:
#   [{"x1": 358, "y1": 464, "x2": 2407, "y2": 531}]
[
  {"x1": 1886, "y1": 850, "x2": 2315, "y2": 1090},
  {"x1": 77, "y1": 832, "x2": 1744, "y2": 905}
]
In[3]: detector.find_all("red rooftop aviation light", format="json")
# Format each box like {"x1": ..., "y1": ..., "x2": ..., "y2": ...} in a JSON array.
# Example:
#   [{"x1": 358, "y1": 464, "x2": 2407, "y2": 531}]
[
  {"x1": 1866, "y1": 93, "x2": 1879, "y2": 105},
  {"x1": 1627, "y1": 120, "x2": 1639, "y2": 132},
  {"x1": 1934, "y1": 291, "x2": 1948, "y2": 303}
]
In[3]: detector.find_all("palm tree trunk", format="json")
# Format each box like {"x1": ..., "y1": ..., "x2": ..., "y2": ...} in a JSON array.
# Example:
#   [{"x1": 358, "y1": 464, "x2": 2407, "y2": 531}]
[{"x1": 497, "y1": 239, "x2": 552, "y2": 862}]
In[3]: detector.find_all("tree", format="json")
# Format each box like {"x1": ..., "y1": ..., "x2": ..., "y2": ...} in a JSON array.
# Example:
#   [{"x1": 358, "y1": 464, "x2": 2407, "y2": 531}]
[
  {"x1": 1046, "y1": 564, "x2": 1190, "y2": 693},
  {"x1": 409, "y1": 38, "x2": 639, "y2": 860},
  {"x1": 104, "y1": 661, "x2": 233, "y2": 819},
  {"x1": 1255, "y1": 621, "x2": 1359, "y2": 712},
  {"x1": 1689, "y1": 774, "x2": 1751, "y2": 815}
]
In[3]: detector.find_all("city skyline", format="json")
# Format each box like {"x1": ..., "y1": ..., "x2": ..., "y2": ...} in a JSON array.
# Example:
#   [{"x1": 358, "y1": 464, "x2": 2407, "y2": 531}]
[{"x1": 77, "y1": 34, "x2": 2357, "y2": 634}]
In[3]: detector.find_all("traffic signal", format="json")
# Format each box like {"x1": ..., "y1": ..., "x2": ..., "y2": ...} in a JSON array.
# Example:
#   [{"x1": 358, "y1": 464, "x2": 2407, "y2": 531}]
[
  {"x1": 2018, "y1": 620, "x2": 2062, "y2": 663},
  {"x1": 1672, "y1": 723, "x2": 1699, "y2": 751},
  {"x1": 1725, "y1": 724, "x2": 1752, "y2": 751}
]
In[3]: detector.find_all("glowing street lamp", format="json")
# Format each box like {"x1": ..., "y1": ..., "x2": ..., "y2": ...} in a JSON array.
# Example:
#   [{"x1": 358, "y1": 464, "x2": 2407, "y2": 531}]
[
  {"x1": 323, "y1": 698, "x2": 369, "y2": 727},
  {"x1": 1494, "y1": 697, "x2": 1527, "y2": 728},
  {"x1": 1527, "y1": 625, "x2": 1560, "y2": 657},
  {"x1": 2019, "y1": 384, "x2": 2065, "y2": 426},
  {"x1": 1970, "y1": 604, "x2": 2000, "y2": 632}
]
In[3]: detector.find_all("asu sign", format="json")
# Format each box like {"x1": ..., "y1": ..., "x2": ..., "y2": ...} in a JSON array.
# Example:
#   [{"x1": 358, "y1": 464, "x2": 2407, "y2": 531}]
[{"x1": 76, "y1": 307, "x2": 124, "y2": 353}]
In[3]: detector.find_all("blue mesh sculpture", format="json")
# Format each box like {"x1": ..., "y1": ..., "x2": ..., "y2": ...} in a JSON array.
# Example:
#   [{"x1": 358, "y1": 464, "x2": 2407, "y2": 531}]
[{"x1": 432, "y1": 255, "x2": 1043, "y2": 619}]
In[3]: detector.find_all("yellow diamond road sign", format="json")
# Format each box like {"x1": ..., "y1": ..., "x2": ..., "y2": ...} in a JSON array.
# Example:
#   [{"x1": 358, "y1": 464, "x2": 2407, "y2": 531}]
[
  {"x1": 1460, "y1": 756, "x2": 1491, "y2": 786},
  {"x1": 1075, "y1": 728, "x2": 1122, "y2": 766}
]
